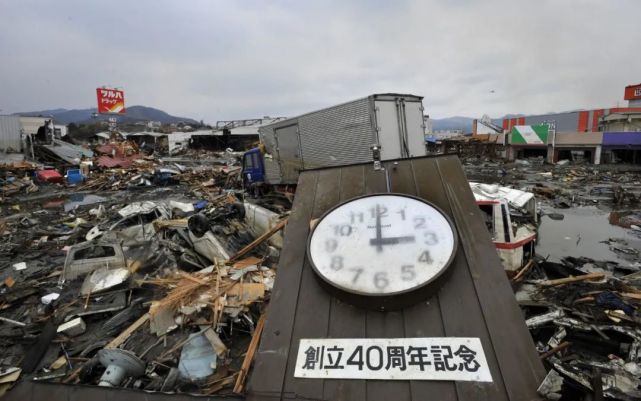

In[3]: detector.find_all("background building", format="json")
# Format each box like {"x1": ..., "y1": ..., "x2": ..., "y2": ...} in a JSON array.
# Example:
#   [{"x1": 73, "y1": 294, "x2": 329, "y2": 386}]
[{"x1": 474, "y1": 84, "x2": 641, "y2": 164}]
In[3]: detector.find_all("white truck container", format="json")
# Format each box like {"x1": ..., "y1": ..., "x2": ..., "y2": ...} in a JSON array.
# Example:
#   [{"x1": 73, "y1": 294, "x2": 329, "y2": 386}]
[{"x1": 246, "y1": 93, "x2": 427, "y2": 186}]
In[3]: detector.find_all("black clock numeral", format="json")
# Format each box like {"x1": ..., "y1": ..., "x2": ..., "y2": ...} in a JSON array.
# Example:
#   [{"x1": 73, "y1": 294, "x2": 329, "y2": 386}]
[
  {"x1": 418, "y1": 250, "x2": 433, "y2": 264},
  {"x1": 325, "y1": 239, "x2": 338, "y2": 252},
  {"x1": 332, "y1": 224, "x2": 352, "y2": 237},
  {"x1": 349, "y1": 267, "x2": 364, "y2": 283},
  {"x1": 397, "y1": 209, "x2": 406, "y2": 220},
  {"x1": 374, "y1": 272, "x2": 389, "y2": 289},
  {"x1": 350, "y1": 212, "x2": 364, "y2": 224},
  {"x1": 414, "y1": 217, "x2": 426, "y2": 229},
  {"x1": 424, "y1": 231, "x2": 438, "y2": 245},
  {"x1": 330, "y1": 255, "x2": 344, "y2": 270},
  {"x1": 401, "y1": 265, "x2": 415, "y2": 281},
  {"x1": 370, "y1": 204, "x2": 388, "y2": 218}
]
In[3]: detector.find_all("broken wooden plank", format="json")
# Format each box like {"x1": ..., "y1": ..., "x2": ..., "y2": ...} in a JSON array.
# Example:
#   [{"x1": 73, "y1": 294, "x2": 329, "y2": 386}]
[
  {"x1": 620, "y1": 292, "x2": 641, "y2": 301},
  {"x1": 232, "y1": 256, "x2": 263, "y2": 269},
  {"x1": 233, "y1": 312, "x2": 266, "y2": 394},
  {"x1": 226, "y1": 283, "x2": 265, "y2": 307},
  {"x1": 539, "y1": 272, "x2": 605, "y2": 287},
  {"x1": 180, "y1": 271, "x2": 209, "y2": 285},
  {"x1": 227, "y1": 219, "x2": 288, "y2": 264},
  {"x1": 512, "y1": 259, "x2": 535, "y2": 283},
  {"x1": 539, "y1": 341, "x2": 572, "y2": 360},
  {"x1": 104, "y1": 313, "x2": 150, "y2": 349}
]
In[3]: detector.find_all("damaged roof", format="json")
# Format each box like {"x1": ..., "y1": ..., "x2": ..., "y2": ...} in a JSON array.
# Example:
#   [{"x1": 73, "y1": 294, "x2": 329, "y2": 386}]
[{"x1": 38, "y1": 140, "x2": 94, "y2": 164}]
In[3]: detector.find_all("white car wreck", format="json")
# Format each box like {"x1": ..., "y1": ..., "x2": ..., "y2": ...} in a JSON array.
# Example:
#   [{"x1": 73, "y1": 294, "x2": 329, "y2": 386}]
[{"x1": 470, "y1": 183, "x2": 538, "y2": 272}]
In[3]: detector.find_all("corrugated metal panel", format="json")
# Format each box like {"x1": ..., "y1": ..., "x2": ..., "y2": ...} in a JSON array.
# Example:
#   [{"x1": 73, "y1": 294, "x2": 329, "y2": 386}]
[
  {"x1": 404, "y1": 100, "x2": 427, "y2": 157},
  {"x1": 298, "y1": 97, "x2": 374, "y2": 168},
  {"x1": 258, "y1": 125, "x2": 279, "y2": 155},
  {"x1": 263, "y1": 158, "x2": 282, "y2": 184},
  {"x1": 19, "y1": 116, "x2": 48, "y2": 135},
  {"x1": 0, "y1": 115, "x2": 22, "y2": 151},
  {"x1": 274, "y1": 124, "x2": 303, "y2": 183},
  {"x1": 375, "y1": 99, "x2": 403, "y2": 158},
  {"x1": 40, "y1": 140, "x2": 94, "y2": 164},
  {"x1": 258, "y1": 124, "x2": 283, "y2": 182}
]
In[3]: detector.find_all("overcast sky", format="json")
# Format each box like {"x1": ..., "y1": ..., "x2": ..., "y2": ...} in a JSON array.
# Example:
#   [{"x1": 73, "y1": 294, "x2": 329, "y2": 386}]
[{"x1": 1, "y1": 0, "x2": 639, "y2": 123}]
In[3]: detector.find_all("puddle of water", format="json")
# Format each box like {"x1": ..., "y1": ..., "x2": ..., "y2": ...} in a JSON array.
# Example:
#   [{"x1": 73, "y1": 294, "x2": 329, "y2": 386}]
[
  {"x1": 537, "y1": 206, "x2": 641, "y2": 264},
  {"x1": 64, "y1": 194, "x2": 107, "y2": 212}
]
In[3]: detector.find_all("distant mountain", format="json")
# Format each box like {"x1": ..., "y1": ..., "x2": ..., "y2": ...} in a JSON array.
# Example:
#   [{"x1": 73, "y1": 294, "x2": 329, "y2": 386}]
[
  {"x1": 431, "y1": 114, "x2": 528, "y2": 133},
  {"x1": 15, "y1": 105, "x2": 198, "y2": 125},
  {"x1": 431, "y1": 116, "x2": 475, "y2": 132}
]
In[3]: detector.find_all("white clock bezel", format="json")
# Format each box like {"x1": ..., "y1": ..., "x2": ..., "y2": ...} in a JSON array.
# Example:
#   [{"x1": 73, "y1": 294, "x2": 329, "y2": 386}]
[{"x1": 306, "y1": 193, "x2": 458, "y2": 303}]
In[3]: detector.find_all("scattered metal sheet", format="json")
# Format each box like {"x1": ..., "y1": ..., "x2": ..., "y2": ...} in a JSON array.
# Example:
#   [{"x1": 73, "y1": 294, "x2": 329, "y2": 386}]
[
  {"x1": 62, "y1": 242, "x2": 127, "y2": 282},
  {"x1": 178, "y1": 333, "x2": 217, "y2": 381},
  {"x1": 80, "y1": 267, "x2": 130, "y2": 296}
]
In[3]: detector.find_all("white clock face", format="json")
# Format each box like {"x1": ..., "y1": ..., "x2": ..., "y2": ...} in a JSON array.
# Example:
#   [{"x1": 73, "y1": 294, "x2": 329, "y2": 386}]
[{"x1": 308, "y1": 194, "x2": 457, "y2": 296}]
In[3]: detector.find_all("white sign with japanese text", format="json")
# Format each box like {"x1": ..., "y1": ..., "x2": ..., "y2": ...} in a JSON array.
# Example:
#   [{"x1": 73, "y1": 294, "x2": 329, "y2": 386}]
[{"x1": 294, "y1": 338, "x2": 492, "y2": 382}]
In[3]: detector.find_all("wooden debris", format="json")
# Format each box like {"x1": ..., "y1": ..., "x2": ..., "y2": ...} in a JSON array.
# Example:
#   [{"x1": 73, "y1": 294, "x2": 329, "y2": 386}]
[
  {"x1": 512, "y1": 259, "x2": 535, "y2": 283},
  {"x1": 226, "y1": 283, "x2": 266, "y2": 306},
  {"x1": 620, "y1": 292, "x2": 641, "y2": 301},
  {"x1": 227, "y1": 218, "x2": 288, "y2": 264},
  {"x1": 49, "y1": 355, "x2": 67, "y2": 370},
  {"x1": 3, "y1": 277, "x2": 15, "y2": 288},
  {"x1": 539, "y1": 272, "x2": 605, "y2": 287},
  {"x1": 143, "y1": 272, "x2": 238, "y2": 312},
  {"x1": 573, "y1": 296, "x2": 595, "y2": 305},
  {"x1": 104, "y1": 313, "x2": 150, "y2": 349},
  {"x1": 539, "y1": 341, "x2": 572, "y2": 360},
  {"x1": 203, "y1": 327, "x2": 227, "y2": 357},
  {"x1": 232, "y1": 256, "x2": 263, "y2": 269},
  {"x1": 233, "y1": 312, "x2": 267, "y2": 394},
  {"x1": 153, "y1": 219, "x2": 189, "y2": 230}
]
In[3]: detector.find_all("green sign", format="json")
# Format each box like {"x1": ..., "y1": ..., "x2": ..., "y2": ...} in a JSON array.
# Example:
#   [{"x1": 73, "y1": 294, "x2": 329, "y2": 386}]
[{"x1": 511, "y1": 125, "x2": 548, "y2": 145}]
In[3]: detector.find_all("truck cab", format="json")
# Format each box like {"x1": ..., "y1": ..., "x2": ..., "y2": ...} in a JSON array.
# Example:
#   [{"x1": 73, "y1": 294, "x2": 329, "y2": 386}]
[{"x1": 242, "y1": 147, "x2": 265, "y2": 187}]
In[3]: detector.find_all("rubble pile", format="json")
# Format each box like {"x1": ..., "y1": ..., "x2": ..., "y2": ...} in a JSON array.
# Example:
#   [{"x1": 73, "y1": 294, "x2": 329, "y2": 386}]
[
  {"x1": 465, "y1": 160, "x2": 641, "y2": 209},
  {"x1": 515, "y1": 256, "x2": 641, "y2": 400},
  {"x1": 0, "y1": 149, "x2": 286, "y2": 395}
]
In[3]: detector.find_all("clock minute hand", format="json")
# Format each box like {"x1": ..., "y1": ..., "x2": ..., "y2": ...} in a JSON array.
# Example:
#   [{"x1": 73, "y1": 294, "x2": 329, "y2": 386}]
[
  {"x1": 369, "y1": 235, "x2": 416, "y2": 247},
  {"x1": 374, "y1": 204, "x2": 383, "y2": 252}
]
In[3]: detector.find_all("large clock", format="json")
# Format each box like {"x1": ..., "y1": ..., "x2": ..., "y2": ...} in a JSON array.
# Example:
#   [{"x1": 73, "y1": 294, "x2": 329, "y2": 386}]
[{"x1": 307, "y1": 193, "x2": 458, "y2": 310}]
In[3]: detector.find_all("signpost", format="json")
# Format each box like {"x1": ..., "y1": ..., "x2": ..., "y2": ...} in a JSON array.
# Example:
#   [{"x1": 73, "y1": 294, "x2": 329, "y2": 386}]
[
  {"x1": 96, "y1": 87, "x2": 126, "y2": 114},
  {"x1": 95, "y1": 87, "x2": 125, "y2": 132}
]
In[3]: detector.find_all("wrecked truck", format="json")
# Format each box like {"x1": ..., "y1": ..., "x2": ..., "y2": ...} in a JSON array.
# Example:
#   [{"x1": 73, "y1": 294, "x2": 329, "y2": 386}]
[{"x1": 242, "y1": 93, "x2": 428, "y2": 190}]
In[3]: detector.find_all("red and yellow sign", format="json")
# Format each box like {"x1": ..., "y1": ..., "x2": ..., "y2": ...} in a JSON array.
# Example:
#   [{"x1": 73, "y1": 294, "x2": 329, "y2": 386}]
[{"x1": 96, "y1": 88, "x2": 126, "y2": 114}]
